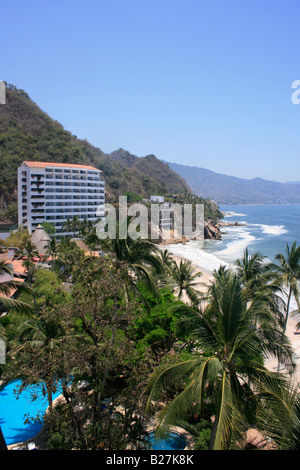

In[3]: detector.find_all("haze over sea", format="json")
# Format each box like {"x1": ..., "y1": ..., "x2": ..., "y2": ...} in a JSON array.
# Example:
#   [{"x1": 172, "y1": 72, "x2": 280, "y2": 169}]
[{"x1": 166, "y1": 204, "x2": 300, "y2": 274}]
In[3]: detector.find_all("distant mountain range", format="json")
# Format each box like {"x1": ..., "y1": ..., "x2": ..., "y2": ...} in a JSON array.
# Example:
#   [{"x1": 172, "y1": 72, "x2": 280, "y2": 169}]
[{"x1": 165, "y1": 161, "x2": 300, "y2": 205}]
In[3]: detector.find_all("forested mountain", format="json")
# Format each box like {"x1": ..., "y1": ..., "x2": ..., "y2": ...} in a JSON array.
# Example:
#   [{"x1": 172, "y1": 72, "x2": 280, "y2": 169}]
[{"x1": 0, "y1": 84, "x2": 191, "y2": 222}]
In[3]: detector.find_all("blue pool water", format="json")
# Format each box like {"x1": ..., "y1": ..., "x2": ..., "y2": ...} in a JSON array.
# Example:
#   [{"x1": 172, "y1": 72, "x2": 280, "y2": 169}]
[
  {"x1": 147, "y1": 431, "x2": 186, "y2": 450},
  {"x1": 0, "y1": 379, "x2": 60, "y2": 446}
]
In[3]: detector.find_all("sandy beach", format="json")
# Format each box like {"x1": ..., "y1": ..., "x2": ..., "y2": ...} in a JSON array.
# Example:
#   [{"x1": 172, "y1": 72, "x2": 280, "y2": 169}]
[
  {"x1": 161, "y1": 246, "x2": 300, "y2": 387},
  {"x1": 264, "y1": 311, "x2": 300, "y2": 384},
  {"x1": 168, "y1": 251, "x2": 214, "y2": 294}
]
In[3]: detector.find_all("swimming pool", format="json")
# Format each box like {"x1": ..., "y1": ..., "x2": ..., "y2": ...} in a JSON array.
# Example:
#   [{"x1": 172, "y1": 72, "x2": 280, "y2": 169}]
[
  {"x1": 0, "y1": 379, "x2": 60, "y2": 446},
  {"x1": 147, "y1": 431, "x2": 187, "y2": 450}
]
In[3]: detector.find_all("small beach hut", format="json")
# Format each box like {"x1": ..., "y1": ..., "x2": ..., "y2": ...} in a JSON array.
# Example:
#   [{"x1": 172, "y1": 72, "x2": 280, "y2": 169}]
[{"x1": 31, "y1": 224, "x2": 51, "y2": 256}]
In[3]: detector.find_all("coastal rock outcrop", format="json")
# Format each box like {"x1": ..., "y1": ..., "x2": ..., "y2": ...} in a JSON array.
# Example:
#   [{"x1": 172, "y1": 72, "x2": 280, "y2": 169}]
[
  {"x1": 204, "y1": 220, "x2": 222, "y2": 240},
  {"x1": 219, "y1": 221, "x2": 246, "y2": 227},
  {"x1": 153, "y1": 219, "x2": 223, "y2": 244}
]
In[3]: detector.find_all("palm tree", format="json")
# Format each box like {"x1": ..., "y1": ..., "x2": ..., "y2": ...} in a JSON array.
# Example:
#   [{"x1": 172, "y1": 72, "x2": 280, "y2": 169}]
[
  {"x1": 85, "y1": 227, "x2": 102, "y2": 254},
  {"x1": 170, "y1": 259, "x2": 204, "y2": 305},
  {"x1": 159, "y1": 249, "x2": 176, "y2": 272},
  {"x1": 79, "y1": 218, "x2": 94, "y2": 238},
  {"x1": 0, "y1": 260, "x2": 32, "y2": 312},
  {"x1": 22, "y1": 240, "x2": 39, "y2": 285},
  {"x1": 100, "y1": 217, "x2": 163, "y2": 301},
  {"x1": 46, "y1": 237, "x2": 59, "y2": 266},
  {"x1": 155, "y1": 249, "x2": 176, "y2": 286},
  {"x1": 268, "y1": 242, "x2": 300, "y2": 372},
  {"x1": 147, "y1": 269, "x2": 293, "y2": 450},
  {"x1": 22, "y1": 240, "x2": 40, "y2": 312},
  {"x1": 255, "y1": 374, "x2": 300, "y2": 450},
  {"x1": 271, "y1": 242, "x2": 300, "y2": 335},
  {"x1": 13, "y1": 309, "x2": 69, "y2": 411},
  {"x1": 235, "y1": 248, "x2": 268, "y2": 293},
  {"x1": 70, "y1": 216, "x2": 80, "y2": 237},
  {"x1": 62, "y1": 219, "x2": 73, "y2": 237},
  {"x1": 235, "y1": 248, "x2": 286, "y2": 328},
  {"x1": 55, "y1": 238, "x2": 85, "y2": 281}
]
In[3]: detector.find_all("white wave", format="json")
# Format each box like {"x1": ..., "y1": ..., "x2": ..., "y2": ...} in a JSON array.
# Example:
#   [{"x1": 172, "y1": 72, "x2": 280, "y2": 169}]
[
  {"x1": 165, "y1": 241, "x2": 228, "y2": 273},
  {"x1": 223, "y1": 211, "x2": 247, "y2": 217},
  {"x1": 251, "y1": 224, "x2": 288, "y2": 236},
  {"x1": 216, "y1": 229, "x2": 256, "y2": 261},
  {"x1": 165, "y1": 223, "x2": 258, "y2": 272}
]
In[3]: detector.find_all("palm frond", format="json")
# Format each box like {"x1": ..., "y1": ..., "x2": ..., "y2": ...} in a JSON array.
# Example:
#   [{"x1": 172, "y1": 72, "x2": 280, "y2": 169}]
[
  {"x1": 212, "y1": 371, "x2": 247, "y2": 450},
  {"x1": 146, "y1": 359, "x2": 194, "y2": 412}
]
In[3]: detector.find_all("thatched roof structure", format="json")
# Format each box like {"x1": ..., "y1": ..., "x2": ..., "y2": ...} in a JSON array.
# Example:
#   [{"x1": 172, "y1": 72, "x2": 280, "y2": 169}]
[{"x1": 31, "y1": 224, "x2": 51, "y2": 255}]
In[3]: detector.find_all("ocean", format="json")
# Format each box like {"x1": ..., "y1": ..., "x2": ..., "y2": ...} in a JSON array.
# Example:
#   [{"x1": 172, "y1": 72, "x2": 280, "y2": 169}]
[
  {"x1": 165, "y1": 204, "x2": 300, "y2": 274},
  {"x1": 2, "y1": 205, "x2": 299, "y2": 330},
  {"x1": 3, "y1": 204, "x2": 299, "y2": 272}
]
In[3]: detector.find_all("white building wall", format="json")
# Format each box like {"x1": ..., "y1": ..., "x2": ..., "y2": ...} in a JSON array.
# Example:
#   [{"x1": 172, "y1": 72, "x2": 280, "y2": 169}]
[
  {"x1": 18, "y1": 163, "x2": 105, "y2": 235},
  {"x1": 150, "y1": 195, "x2": 164, "y2": 203}
]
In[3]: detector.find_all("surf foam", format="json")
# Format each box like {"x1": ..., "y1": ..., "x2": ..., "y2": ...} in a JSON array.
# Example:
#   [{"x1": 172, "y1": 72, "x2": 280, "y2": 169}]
[
  {"x1": 251, "y1": 224, "x2": 288, "y2": 236},
  {"x1": 223, "y1": 211, "x2": 247, "y2": 217},
  {"x1": 165, "y1": 240, "x2": 228, "y2": 274},
  {"x1": 216, "y1": 229, "x2": 256, "y2": 261}
]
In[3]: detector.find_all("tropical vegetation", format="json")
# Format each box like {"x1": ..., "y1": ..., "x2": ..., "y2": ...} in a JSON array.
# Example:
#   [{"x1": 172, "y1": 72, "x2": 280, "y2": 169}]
[{"x1": 0, "y1": 229, "x2": 300, "y2": 450}]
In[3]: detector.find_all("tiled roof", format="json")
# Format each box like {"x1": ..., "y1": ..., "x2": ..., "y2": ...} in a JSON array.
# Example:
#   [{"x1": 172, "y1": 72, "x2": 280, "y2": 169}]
[
  {"x1": 12, "y1": 259, "x2": 27, "y2": 276},
  {"x1": 23, "y1": 161, "x2": 101, "y2": 171},
  {"x1": 0, "y1": 277, "x2": 25, "y2": 298}
]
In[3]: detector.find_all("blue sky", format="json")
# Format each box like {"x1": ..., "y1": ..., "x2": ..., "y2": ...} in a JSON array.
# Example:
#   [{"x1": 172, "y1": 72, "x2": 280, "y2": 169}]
[{"x1": 1, "y1": 0, "x2": 299, "y2": 182}]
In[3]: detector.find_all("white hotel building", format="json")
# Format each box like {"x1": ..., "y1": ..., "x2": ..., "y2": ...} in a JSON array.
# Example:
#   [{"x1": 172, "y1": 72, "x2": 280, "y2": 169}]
[{"x1": 18, "y1": 161, "x2": 105, "y2": 235}]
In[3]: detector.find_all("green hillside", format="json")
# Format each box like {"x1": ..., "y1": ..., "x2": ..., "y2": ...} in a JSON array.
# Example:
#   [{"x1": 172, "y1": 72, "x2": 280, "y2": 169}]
[{"x1": 0, "y1": 84, "x2": 192, "y2": 222}]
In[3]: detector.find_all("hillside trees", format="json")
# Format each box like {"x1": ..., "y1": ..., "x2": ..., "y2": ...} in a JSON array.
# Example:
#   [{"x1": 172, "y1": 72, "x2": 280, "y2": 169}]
[
  {"x1": 3, "y1": 257, "x2": 155, "y2": 449},
  {"x1": 0, "y1": 85, "x2": 222, "y2": 223}
]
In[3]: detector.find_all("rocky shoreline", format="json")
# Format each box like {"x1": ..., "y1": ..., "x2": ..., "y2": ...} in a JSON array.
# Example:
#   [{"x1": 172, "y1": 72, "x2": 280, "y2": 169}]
[
  {"x1": 157, "y1": 216, "x2": 247, "y2": 245},
  {"x1": 157, "y1": 219, "x2": 223, "y2": 245},
  {"x1": 218, "y1": 220, "x2": 247, "y2": 227},
  {"x1": 204, "y1": 219, "x2": 222, "y2": 240}
]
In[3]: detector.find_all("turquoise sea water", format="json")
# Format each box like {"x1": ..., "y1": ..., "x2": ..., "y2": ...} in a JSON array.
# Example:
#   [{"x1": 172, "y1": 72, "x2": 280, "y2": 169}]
[
  {"x1": 166, "y1": 204, "x2": 300, "y2": 273},
  {"x1": 212, "y1": 204, "x2": 300, "y2": 265}
]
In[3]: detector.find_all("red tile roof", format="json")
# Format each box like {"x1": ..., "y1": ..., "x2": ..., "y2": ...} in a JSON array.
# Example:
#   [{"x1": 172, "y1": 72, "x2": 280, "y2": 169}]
[
  {"x1": 23, "y1": 161, "x2": 101, "y2": 171},
  {"x1": 0, "y1": 277, "x2": 25, "y2": 298},
  {"x1": 12, "y1": 259, "x2": 27, "y2": 277}
]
